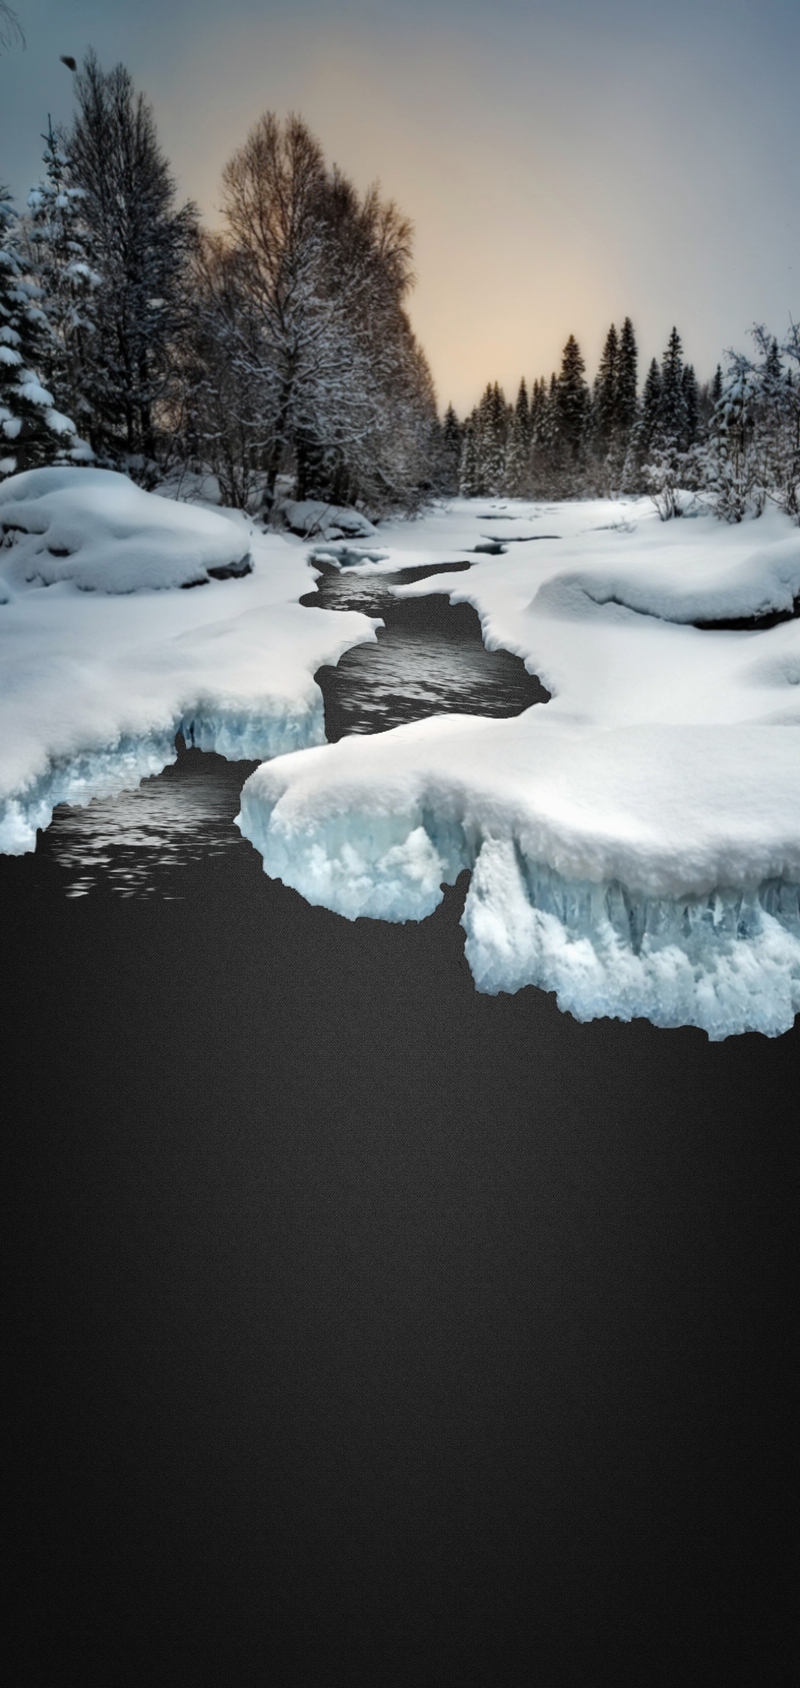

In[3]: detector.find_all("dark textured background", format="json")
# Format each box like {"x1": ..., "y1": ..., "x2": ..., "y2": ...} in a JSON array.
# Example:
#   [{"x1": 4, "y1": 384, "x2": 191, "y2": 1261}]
[{"x1": 4, "y1": 838, "x2": 800, "y2": 1686}]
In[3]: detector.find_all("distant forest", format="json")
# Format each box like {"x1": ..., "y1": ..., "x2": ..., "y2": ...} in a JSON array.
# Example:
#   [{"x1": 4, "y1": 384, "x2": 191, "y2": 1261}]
[
  {"x1": 445, "y1": 319, "x2": 800, "y2": 522},
  {"x1": 1, "y1": 49, "x2": 799, "y2": 523}
]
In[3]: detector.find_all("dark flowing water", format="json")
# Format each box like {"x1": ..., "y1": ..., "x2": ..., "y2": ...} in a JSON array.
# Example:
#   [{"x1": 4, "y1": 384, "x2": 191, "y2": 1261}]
[
  {"x1": 29, "y1": 559, "x2": 546, "y2": 901},
  {"x1": 4, "y1": 561, "x2": 800, "y2": 1686}
]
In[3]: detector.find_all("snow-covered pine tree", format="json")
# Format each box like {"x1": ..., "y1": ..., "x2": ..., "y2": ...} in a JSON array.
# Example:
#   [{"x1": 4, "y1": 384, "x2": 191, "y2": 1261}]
[
  {"x1": 771, "y1": 326, "x2": 800, "y2": 518},
  {"x1": 703, "y1": 355, "x2": 758, "y2": 522},
  {"x1": 25, "y1": 119, "x2": 101, "y2": 458},
  {"x1": 681, "y1": 363, "x2": 699, "y2": 449},
  {"x1": 615, "y1": 316, "x2": 639, "y2": 491},
  {"x1": 479, "y1": 382, "x2": 507, "y2": 496},
  {"x1": 616, "y1": 317, "x2": 638, "y2": 441},
  {"x1": 628, "y1": 357, "x2": 661, "y2": 489},
  {"x1": 554, "y1": 334, "x2": 589, "y2": 493},
  {"x1": 642, "y1": 329, "x2": 689, "y2": 516},
  {"x1": 0, "y1": 186, "x2": 76, "y2": 477},
  {"x1": 530, "y1": 372, "x2": 559, "y2": 495},
  {"x1": 592, "y1": 323, "x2": 618, "y2": 465},
  {"x1": 656, "y1": 326, "x2": 688, "y2": 452},
  {"x1": 66, "y1": 52, "x2": 198, "y2": 476},
  {"x1": 439, "y1": 402, "x2": 462, "y2": 493},
  {"x1": 744, "y1": 325, "x2": 800, "y2": 519},
  {"x1": 458, "y1": 416, "x2": 479, "y2": 497},
  {"x1": 505, "y1": 378, "x2": 530, "y2": 495}
]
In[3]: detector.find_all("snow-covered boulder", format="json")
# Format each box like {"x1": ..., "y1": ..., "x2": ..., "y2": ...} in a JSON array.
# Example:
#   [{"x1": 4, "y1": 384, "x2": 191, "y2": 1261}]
[
  {"x1": 280, "y1": 499, "x2": 378, "y2": 541},
  {"x1": 0, "y1": 467, "x2": 252, "y2": 595}
]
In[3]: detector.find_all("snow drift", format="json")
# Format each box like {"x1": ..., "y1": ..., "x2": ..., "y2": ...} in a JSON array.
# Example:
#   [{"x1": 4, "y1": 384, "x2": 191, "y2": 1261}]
[
  {"x1": 237, "y1": 498, "x2": 800, "y2": 1039},
  {"x1": 0, "y1": 467, "x2": 252, "y2": 594},
  {"x1": 0, "y1": 467, "x2": 379, "y2": 852}
]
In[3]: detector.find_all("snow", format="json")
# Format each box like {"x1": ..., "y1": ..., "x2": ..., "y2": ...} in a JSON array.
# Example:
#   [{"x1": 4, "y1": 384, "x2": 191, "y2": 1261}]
[
  {"x1": 0, "y1": 467, "x2": 379, "y2": 852},
  {"x1": 6, "y1": 477, "x2": 800, "y2": 1036},
  {"x1": 280, "y1": 500, "x2": 379, "y2": 540},
  {"x1": 237, "y1": 497, "x2": 800, "y2": 1039},
  {"x1": 0, "y1": 467, "x2": 253, "y2": 593}
]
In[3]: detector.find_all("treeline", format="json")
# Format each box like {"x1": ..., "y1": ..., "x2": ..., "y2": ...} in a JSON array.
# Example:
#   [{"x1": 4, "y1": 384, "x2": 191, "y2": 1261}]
[
  {"x1": 438, "y1": 316, "x2": 800, "y2": 523},
  {"x1": 0, "y1": 52, "x2": 438, "y2": 513},
  {"x1": 436, "y1": 320, "x2": 713, "y2": 502}
]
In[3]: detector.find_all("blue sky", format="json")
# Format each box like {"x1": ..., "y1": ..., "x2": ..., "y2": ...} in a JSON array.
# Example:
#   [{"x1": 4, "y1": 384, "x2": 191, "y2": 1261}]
[{"x1": 2, "y1": 0, "x2": 799, "y2": 410}]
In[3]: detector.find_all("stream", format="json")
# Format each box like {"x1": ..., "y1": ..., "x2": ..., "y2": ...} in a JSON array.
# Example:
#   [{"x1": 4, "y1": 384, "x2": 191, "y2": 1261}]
[
  {"x1": 4, "y1": 551, "x2": 799, "y2": 1687},
  {"x1": 27, "y1": 556, "x2": 547, "y2": 898}
]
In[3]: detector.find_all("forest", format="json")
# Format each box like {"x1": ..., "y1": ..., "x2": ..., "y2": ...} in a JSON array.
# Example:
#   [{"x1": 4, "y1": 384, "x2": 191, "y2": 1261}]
[{"x1": 2, "y1": 49, "x2": 800, "y2": 527}]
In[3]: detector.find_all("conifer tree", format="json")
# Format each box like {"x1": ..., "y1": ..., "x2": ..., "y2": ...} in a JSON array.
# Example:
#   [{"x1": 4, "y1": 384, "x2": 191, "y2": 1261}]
[
  {"x1": 0, "y1": 187, "x2": 76, "y2": 476},
  {"x1": 26, "y1": 119, "x2": 101, "y2": 455},
  {"x1": 505, "y1": 377, "x2": 530, "y2": 494},
  {"x1": 657, "y1": 326, "x2": 688, "y2": 452},
  {"x1": 440, "y1": 402, "x2": 462, "y2": 492},
  {"x1": 627, "y1": 357, "x2": 661, "y2": 488},
  {"x1": 458, "y1": 416, "x2": 479, "y2": 497},
  {"x1": 554, "y1": 334, "x2": 589, "y2": 489},
  {"x1": 593, "y1": 323, "x2": 618, "y2": 460},
  {"x1": 616, "y1": 317, "x2": 638, "y2": 441},
  {"x1": 681, "y1": 364, "x2": 699, "y2": 449},
  {"x1": 66, "y1": 51, "x2": 198, "y2": 473}
]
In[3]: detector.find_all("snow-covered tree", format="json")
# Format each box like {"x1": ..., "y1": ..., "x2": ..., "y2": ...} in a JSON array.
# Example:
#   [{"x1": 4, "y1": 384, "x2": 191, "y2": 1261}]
[
  {"x1": 681, "y1": 362, "x2": 700, "y2": 450},
  {"x1": 0, "y1": 187, "x2": 76, "y2": 477},
  {"x1": 458, "y1": 417, "x2": 479, "y2": 497},
  {"x1": 66, "y1": 51, "x2": 198, "y2": 475},
  {"x1": 627, "y1": 357, "x2": 661, "y2": 488},
  {"x1": 504, "y1": 378, "x2": 530, "y2": 494},
  {"x1": 198, "y1": 113, "x2": 435, "y2": 512},
  {"x1": 656, "y1": 326, "x2": 688, "y2": 454},
  {"x1": 616, "y1": 317, "x2": 638, "y2": 441},
  {"x1": 553, "y1": 334, "x2": 589, "y2": 492},
  {"x1": 592, "y1": 323, "x2": 618, "y2": 465},
  {"x1": 442, "y1": 403, "x2": 462, "y2": 487},
  {"x1": 25, "y1": 120, "x2": 101, "y2": 455},
  {"x1": 702, "y1": 356, "x2": 759, "y2": 522}
]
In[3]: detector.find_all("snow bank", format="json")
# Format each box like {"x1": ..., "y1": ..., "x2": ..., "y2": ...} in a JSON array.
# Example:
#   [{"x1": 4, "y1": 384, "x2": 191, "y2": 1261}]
[
  {"x1": 0, "y1": 469, "x2": 379, "y2": 852},
  {"x1": 280, "y1": 500, "x2": 378, "y2": 541},
  {"x1": 238, "y1": 498, "x2": 800, "y2": 1038},
  {"x1": 0, "y1": 467, "x2": 252, "y2": 594}
]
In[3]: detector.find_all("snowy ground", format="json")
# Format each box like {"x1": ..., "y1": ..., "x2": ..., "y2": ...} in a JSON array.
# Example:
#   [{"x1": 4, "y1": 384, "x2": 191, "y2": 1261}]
[
  {"x1": 4, "y1": 470, "x2": 800, "y2": 1038},
  {"x1": 0, "y1": 468, "x2": 378, "y2": 852},
  {"x1": 239, "y1": 496, "x2": 800, "y2": 1040}
]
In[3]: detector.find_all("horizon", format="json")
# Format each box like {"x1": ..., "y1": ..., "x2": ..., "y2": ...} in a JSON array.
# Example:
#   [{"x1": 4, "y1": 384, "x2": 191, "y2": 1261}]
[{"x1": 1, "y1": 0, "x2": 799, "y2": 411}]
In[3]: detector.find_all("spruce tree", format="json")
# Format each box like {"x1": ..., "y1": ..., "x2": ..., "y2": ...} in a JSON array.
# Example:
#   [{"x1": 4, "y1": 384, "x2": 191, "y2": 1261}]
[
  {"x1": 440, "y1": 402, "x2": 462, "y2": 492},
  {"x1": 629, "y1": 357, "x2": 662, "y2": 486},
  {"x1": 66, "y1": 51, "x2": 197, "y2": 473},
  {"x1": 593, "y1": 323, "x2": 618, "y2": 459},
  {"x1": 657, "y1": 326, "x2": 688, "y2": 452},
  {"x1": 505, "y1": 377, "x2": 530, "y2": 494},
  {"x1": 458, "y1": 416, "x2": 479, "y2": 497},
  {"x1": 681, "y1": 364, "x2": 699, "y2": 449},
  {"x1": 616, "y1": 317, "x2": 638, "y2": 441},
  {"x1": 0, "y1": 186, "x2": 76, "y2": 477},
  {"x1": 26, "y1": 119, "x2": 101, "y2": 456},
  {"x1": 555, "y1": 335, "x2": 589, "y2": 490}
]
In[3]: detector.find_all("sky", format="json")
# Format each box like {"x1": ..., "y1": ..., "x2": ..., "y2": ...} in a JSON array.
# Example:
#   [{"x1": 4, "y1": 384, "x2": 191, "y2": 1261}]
[{"x1": 2, "y1": 0, "x2": 800, "y2": 413}]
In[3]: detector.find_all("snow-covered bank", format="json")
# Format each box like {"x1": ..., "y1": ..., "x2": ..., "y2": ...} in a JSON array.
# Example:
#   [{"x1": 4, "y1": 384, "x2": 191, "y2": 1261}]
[
  {"x1": 238, "y1": 498, "x2": 800, "y2": 1039},
  {"x1": 0, "y1": 469, "x2": 379, "y2": 852}
]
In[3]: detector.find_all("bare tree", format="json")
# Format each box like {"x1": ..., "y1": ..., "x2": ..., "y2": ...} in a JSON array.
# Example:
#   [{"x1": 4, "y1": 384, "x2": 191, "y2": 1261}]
[
  {"x1": 0, "y1": 2, "x2": 23, "y2": 52},
  {"x1": 199, "y1": 112, "x2": 434, "y2": 510}
]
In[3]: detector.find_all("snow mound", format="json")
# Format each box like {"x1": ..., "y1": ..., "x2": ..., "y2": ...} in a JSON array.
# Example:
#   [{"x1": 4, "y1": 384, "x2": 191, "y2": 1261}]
[
  {"x1": 236, "y1": 498, "x2": 800, "y2": 1039},
  {"x1": 0, "y1": 517, "x2": 379, "y2": 852},
  {"x1": 0, "y1": 467, "x2": 252, "y2": 594},
  {"x1": 281, "y1": 500, "x2": 378, "y2": 540}
]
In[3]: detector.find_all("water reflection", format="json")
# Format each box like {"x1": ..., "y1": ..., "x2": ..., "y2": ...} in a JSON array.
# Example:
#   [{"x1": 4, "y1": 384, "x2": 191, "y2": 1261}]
[
  {"x1": 38, "y1": 558, "x2": 547, "y2": 897},
  {"x1": 40, "y1": 744, "x2": 258, "y2": 899},
  {"x1": 306, "y1": 560, "x2": 548, "y2": 741}
]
